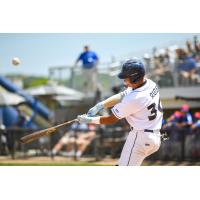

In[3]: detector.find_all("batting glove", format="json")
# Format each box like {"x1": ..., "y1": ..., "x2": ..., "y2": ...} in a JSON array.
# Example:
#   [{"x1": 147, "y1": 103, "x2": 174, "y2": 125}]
[
  {"x1": 77, "y1": 114, "x2": 100, "y2": 124},
  {"x1": 87, "y1": 103, "x2": 104, "y2": 117}
]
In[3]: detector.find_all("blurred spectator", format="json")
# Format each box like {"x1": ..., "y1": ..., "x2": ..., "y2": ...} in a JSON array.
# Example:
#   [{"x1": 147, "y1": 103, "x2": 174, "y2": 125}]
[
  {"x1": 51, "y1": 122, "x2": 96, "y2": 159},
  {"x1": 163, "y1": 111, "x2": 183, "y2": 130},
  {"x1": 161, "y1": 105, "x2": 193, "y2": 160},
  {"x1": 0, "y1": 123, "x2": 8, "y2": 155},
  {"x1": 189, "y1": 111, "x2": 200, "y2": 159},
  {"x1": 177, "y1": 104, "x2": 193, "y2": 159},
  {"x1": 149, "y1": 48, "x2": 174, "y2": 87},
  {"x1": 186, "y1": 40, "x2": 195, "y2": 57},
  {"x1": 147, "y1": 35, "x2": 200, "y2": 87},
  {"x1": 143, "y1": 53, "x2": 151, "y2": 74},
  {"x1": 176, "y1": 48, "x2": 198, "y2": 85},
  {"x1": 160, "y1": 110, "x2": 183, "y2": 160},
  {"x1": 162, "y1": 48, "x2": 174, "y2": 85},
  {"x1": 175, "y1": 104, "x2": 193, "y2": 128},
  {"x1": 149, "y1": 53, "x2": 164, "y2": 84},
  {"x1": 13, "y1": 108, "x2": 29, "y2": 128},
  {"x1": 193, "y1": 54, "x2": 200, "y2": 83},
  {"x1": 192, "y1": 112, "x2": 200, "y2": 130},
  {"x1": 75, "y1": 45, "x2": 99, "y2": 95},
  {"x1": 93, "y1": 84, "x2": 102, "y2": 105},
  {"x1": 193, "y1": 35, "x2": 200, "y2": 55}
]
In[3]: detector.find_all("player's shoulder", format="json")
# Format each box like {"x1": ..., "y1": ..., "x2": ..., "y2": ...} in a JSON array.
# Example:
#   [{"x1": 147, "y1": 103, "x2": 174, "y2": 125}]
[{"x1": 146, "y1": 78, "x2": 156, "y2": 86}]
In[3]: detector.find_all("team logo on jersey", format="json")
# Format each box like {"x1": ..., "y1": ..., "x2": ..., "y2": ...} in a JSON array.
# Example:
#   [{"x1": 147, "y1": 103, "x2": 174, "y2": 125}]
[{"x1": 115, "y1": 109, "x2": 119, "y2": 113}]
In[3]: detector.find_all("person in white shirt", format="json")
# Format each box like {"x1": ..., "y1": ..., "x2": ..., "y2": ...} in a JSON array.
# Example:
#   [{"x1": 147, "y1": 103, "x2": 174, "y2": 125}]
[{"x1": 77, "y1": 59, "x2": 163, "y2": 166}]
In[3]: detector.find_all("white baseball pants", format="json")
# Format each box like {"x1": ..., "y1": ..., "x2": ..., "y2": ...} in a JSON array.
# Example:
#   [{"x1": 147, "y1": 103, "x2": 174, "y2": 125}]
[{"x1": 118, "y1": 130, "x2": 161, "y2": 166}]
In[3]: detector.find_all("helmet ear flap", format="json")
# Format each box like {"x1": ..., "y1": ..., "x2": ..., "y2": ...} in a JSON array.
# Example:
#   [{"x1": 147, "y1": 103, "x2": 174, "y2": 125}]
[{"x1": 130, "y1": 73, "x2": 143, "y2": 83}]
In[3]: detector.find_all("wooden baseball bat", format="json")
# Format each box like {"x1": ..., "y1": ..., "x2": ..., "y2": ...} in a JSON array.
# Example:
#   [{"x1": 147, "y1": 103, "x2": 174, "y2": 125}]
[{"x1": 20, "y1": 119, "x2": 78, "y2": 144}]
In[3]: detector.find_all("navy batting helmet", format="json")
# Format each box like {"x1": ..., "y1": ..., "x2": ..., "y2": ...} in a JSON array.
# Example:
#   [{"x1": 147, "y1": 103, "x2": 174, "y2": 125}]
[{"x1": 118, "y1": 59, "x2": 145, "y2": 83}]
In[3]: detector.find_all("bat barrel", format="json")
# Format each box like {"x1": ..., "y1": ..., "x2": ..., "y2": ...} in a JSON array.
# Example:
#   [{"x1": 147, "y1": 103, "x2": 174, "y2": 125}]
[{"x1": 19, "y1": 118, "x2": 78, "y2": 144}]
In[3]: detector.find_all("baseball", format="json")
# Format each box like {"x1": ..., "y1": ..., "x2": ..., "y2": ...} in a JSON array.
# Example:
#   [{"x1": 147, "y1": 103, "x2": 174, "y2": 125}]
[{"x1": 12, "y1": 57, "x2": 21, "y2": 66}]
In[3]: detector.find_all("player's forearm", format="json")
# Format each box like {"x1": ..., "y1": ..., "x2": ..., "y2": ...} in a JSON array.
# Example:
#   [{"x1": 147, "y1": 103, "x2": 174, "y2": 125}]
[
  {"x1": 78, "y1": 114, "x2": 119, "y2": 125},
  {"x1": 101, "y1": 93, "x2": 124, "y2": 109},
  {"x1": 100, "y1": 115, "x2": 119, "y2": 124}
]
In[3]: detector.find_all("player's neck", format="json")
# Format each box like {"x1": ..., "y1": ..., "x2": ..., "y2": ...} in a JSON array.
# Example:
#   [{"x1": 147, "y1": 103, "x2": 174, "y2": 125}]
[{"x1": 132, "y1": 79, "x2": 147, "y2": 90}]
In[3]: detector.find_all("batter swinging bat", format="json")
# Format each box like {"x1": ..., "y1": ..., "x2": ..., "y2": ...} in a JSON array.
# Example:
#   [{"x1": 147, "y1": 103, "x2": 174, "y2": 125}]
[{"x1": 20, "y1": 119, "x2": 78, "y2": 144}]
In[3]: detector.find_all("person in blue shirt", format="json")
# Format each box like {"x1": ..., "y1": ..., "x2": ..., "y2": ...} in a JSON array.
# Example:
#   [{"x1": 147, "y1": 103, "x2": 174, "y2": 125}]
[
  {"x1": 176, "y1": 104, "x2": 193, "y2": 128},
  {"x1": 75, "y1": 45, "x2": 99, "y2": 95},
  {"x1": 192, "y1": 112, "x2": 200, "y2": 130},
  {"x1": 176, "y1": 48, "x2": 197, "y2": 85}
]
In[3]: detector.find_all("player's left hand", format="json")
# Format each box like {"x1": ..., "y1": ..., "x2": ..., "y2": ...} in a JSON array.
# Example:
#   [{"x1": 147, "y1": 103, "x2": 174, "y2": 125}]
[
  {"x1": 87, "y1": 102, "x2": 104, "y2": 117},
  {"x1": 77, "y1": 114, "x2": 93, "y2": 124}
]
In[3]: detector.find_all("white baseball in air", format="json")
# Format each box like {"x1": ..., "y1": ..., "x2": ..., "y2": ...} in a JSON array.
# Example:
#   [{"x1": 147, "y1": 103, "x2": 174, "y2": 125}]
[{"x1": 12, "y1": 57, "x2": 21, "y2": 66}]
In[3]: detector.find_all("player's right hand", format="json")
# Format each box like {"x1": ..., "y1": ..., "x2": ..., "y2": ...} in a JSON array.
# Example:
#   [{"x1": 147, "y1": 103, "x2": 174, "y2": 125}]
[
  {"x1": 77, "y1": 114, "x2": 93, "y2": 124},
  {"x1": 87, "y1": 102, "x2": 104, "y2": 117}
]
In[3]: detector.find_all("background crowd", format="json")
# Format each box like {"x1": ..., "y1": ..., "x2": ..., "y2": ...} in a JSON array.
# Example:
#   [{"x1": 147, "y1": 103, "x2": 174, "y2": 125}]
[
  {"x1": 159, "y1": 104, "x2": 200, "y2": 161},
  {"x1": 143, "y1": 35, "x2": 200, "y2": 87}
]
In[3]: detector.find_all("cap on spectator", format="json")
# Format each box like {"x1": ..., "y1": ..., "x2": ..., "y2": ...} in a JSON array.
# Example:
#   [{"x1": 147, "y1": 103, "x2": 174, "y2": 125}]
[
  {"x1": 174, "y1": 111, "x2": 182, "y2": 118},
  {"x1": 181, "y1": 104, "x2": 189, "y2": 112},
  {"x1": 194, "y1": 112, "x2": 200, "y2": 119}
]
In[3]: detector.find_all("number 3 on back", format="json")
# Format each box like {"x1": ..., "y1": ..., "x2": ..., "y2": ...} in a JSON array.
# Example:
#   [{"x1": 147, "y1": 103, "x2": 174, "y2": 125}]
[{"x1": 147, "y1": 99, "x2": 163, "y2": 121}]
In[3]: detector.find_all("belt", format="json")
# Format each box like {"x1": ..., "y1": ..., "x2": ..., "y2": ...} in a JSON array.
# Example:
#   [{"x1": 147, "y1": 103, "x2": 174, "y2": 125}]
[
  {"x1": 144, "y1": 129, "x2": 153, "y2": 133},
  {"x1": 130, "y1": 127, "x2": 157, "y2": 133}
]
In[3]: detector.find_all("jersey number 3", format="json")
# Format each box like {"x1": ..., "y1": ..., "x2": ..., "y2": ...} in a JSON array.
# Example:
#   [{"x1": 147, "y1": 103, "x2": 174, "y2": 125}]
[{"x1": 147, "y1": 99, "x2": 163, "y2": 121}]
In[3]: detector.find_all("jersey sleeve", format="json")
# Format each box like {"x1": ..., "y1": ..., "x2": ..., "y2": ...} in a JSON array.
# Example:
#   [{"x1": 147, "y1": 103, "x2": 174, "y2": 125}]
[{"x1": 111, "y1": 94, "x2": 145, "y2": 119}]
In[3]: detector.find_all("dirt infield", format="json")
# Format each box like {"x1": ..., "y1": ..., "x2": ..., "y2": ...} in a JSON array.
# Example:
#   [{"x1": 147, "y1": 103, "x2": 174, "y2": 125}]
[
  {"x1": 0, "y1": 156, "x2": 200, "y2": 166},
  {"x1": 0, "y1": 156, "x2": 117, "y2": 166}
]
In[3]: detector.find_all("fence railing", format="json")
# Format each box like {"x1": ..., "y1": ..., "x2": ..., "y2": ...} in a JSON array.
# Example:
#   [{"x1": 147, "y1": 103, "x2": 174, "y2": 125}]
[
  {"x1": 48, "y1": 60, "x2": 200, "y2": 96},
  {"x1": 149, "y1": 127, "x2": 200, "y2": 162},
  {"x1": 1, "y1": 126, "x2": 199, "y2": 162}
]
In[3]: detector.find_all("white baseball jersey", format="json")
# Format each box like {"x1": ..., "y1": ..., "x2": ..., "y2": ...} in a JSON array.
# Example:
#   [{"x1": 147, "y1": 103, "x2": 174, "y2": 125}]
[{"x1": 111, "y1": 78, "x2": 163, "y2": 130}]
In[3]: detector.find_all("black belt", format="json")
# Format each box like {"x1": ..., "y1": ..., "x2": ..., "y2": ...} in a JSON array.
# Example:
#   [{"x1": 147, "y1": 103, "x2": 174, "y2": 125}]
[
  {"x1": 144, "y1": 129, "x2": 154, "y2": 133},
  {"x1": 130, "y1": 127, "x2": 154, "y2": 133}
]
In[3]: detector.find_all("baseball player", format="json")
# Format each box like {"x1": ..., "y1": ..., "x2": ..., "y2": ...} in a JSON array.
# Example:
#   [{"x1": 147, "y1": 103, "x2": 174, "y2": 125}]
[{"x1": 77, "y1": 59, "x2": 163, "y2": 166}]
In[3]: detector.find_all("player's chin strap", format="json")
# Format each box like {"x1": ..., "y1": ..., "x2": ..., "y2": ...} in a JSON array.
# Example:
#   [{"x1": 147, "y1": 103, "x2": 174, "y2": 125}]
[{"x1": 160, "y1": 129, "x2": 169, "y2": 141}]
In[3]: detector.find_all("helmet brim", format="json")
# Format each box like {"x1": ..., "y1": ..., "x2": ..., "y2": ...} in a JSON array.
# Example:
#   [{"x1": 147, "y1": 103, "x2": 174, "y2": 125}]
[{"x1": 118, "y1": 72, "x2": 127, "y2": 79}]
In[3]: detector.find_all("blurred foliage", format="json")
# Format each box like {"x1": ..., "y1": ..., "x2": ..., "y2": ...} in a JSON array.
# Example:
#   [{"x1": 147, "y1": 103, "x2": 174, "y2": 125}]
[
  {"x1": 23, "y1": 77, "x2": 48, "y2": 88},
  {"x1": 6, "y1": 74, "x2": 49, "y2": 89},
  {"x1": 50, "y1": 73, "x2": 113, "y2": 93},
  {"x1": 71, "y1": 73, "x2": 112, "y2": 93},
  {"x1": 6, "y1": 73, "x2": 116, "y2": 93}
]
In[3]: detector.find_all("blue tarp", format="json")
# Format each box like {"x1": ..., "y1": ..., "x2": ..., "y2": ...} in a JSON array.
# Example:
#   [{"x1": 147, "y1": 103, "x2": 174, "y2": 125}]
[
  {"x1": 0, "y1": 106, "x2": 38, "y2": 129},
  {"x1": 0, "y1": 76, "x2": 53, "y2": 120}
]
